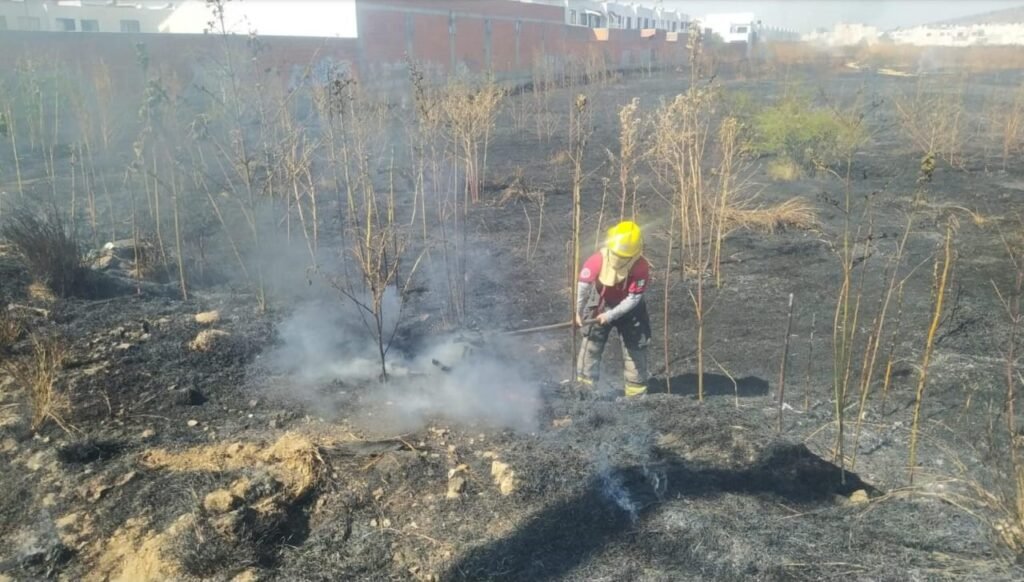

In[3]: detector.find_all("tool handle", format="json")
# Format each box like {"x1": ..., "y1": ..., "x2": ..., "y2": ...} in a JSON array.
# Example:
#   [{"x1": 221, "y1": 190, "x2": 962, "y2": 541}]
[{"x1": 501, "y1": 318, "x2": 599, "y2": 336}]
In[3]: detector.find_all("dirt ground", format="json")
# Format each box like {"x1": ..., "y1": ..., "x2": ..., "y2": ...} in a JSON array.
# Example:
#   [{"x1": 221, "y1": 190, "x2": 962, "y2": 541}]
[{"x1": 3, "y1": 62, "x2": 1024, "y2": 582}]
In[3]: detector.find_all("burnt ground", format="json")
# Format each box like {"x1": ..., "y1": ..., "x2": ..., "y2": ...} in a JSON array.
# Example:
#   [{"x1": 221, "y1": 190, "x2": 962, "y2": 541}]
[{"x1": 3, "y1": 65, "x2": 1024, "y2": 581}]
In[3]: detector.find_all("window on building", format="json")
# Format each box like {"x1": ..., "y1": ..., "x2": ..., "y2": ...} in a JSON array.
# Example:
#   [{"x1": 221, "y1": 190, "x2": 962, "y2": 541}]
[
  {"x1": 0, "y1": 16, "x2": 7, "y2": 31},
  {"x1": 120, "y1": 19, "x2": 141, "y2": 33},
  {"x1": 81, "y1": 19, "x2": 99, "y2": 32},
  {"x1": 732, "y1": 25, "x2": 749, "y2": 34},
  {"x1": 626, "y1": 17, "x2": 631, "y2": 29},
  {"x1": 18, "y1": 16, "x2": 40, "y2": 30},
  {"x1": 569, "y1": 9, "x2": 577, "y2": 25},
  {"x1": 56, "y1": 18, "x2": 76, "y2": 32}
]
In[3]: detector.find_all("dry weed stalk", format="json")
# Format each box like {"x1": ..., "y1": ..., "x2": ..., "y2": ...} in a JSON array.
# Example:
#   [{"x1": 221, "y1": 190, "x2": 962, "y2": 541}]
[
  {"x1": 406, "y1": 61, "x2": 444, "y2": 246},
  {"x1": 713, "y1": 117, "x2": 740, "y2": 287},
  {"x1": 778, "y1": 293, "x2": 795, "y2": 432},
  {"x1": 2, "y1": 334, "x2": 70, "y2": 433},
  {"x1": 617, "y1": 98, "x2": 642, "y2": 220},
  {"x1": 909, "y1": 219, "x2": 955, "y2": 483},
  {"x1": 530, "y1": 52, "x2": 557, "y2": 143},
  {"x1": 879, "y1": 280, "x2": 907, "y2": 414},
  {"x1": 851, "y1": 218, "x2": 913, "y2": 468},
  {"x1": 989, "y1": 223, "x2": 1024, "y2": 550},
  {"x1": 1000, "y1": 83, "x2": 1024, "y2": 171},
  {"x1": 803, "y1": 313, "x2": 817, "y2": 411},
  {"x1": 830, "y1": 185, "x2": 874, "y2": 481}
]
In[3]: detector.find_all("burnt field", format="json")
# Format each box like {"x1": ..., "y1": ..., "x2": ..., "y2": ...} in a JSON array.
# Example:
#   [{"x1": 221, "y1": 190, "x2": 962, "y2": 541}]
[{"x1": 2, "y1": 47, "x2": 1024, "y2": 581}]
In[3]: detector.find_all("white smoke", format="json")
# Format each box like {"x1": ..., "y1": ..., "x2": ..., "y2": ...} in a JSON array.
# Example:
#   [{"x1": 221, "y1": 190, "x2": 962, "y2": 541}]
[{"x1": 255, "y1": 292, "x2": 541, "y2": 433}]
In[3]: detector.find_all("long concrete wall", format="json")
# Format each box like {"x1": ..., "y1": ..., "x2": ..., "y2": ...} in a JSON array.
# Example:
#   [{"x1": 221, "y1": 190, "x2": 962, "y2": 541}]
[{"x1": 0, "y1": 0, "x2": 689, "y2": 100}]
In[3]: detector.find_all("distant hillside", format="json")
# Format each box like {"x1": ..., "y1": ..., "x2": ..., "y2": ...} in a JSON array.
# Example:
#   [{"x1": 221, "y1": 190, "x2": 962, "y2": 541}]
[{"x1": 927, "y1": 5, "x2": 1024, "y2": 26}]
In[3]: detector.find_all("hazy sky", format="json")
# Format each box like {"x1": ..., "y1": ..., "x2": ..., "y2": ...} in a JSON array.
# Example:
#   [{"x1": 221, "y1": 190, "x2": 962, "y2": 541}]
[{"x1": 664, "y1": 1, "x2": 1024, "y2": 32}]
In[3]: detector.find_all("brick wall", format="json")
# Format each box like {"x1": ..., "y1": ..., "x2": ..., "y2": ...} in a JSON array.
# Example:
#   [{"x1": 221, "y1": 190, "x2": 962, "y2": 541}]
[{"x1": 0, "y1": 0, "x2": 689, "y2": 101}]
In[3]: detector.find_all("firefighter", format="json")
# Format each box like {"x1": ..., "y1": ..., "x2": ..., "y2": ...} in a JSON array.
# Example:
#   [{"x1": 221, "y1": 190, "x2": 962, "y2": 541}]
[{"x1": 575, "y1": 220, "x2": 652, "y2": 398}]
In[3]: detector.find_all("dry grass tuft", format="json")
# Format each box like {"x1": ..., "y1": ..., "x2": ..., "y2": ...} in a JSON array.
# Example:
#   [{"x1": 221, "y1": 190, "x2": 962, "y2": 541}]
[
  {"x1": 0, "y1": 309, "x2": 21, "y2": 352},
  {"x1": 86, "y1": 515, "x2": 191, "y2": 582},
  {"x1": 496, "y1": 168, "x2": 546, "y2": 206},
  {"x1": 2, "y1": 206, "x2": 86, "y2": 298},
  {"x1": 140, "y1": 432, "x2": 325, "y2": 500},
  {"x1": 767, "y1": 158, "x2": 802, "y2": 181},
  {"x1": 549, "y1": 150, "x2": 571, "y2": 165},
  {"x1": 723, "y1": 198, "x2": 819, "y2": 234},
  {"x1": 189, "y1": 329, "x2": 230, "y2": 352},
  {"x1": 194, "y1": 310, "x2": 221, "y2": 325},
  {"x1": 28, "y1": 280, "x2": 57, "y2": 303},
  {"x1": 1, "y1": 334, "x2": 69, "y2": 433}
]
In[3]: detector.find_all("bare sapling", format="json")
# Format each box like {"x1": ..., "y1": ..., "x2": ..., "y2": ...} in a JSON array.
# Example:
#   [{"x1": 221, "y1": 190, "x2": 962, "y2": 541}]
[
  {"x1": 206, "y1": 0, "x2": 267, "y2": 310},
  {"x1": 894, "y1": 80, "x2": 967, "y2": 202},
  {"x1": 650, "y1": 86, "x2": 715, "y2": 400},
  {"x1": 332, "y1": 158, "x2": 416, "y2": 382},
  {"x1": 441, "y1": 77, "x2": 503, "y2": 206},
  {"x1": 279, "y1": 107, "x2": 322, "y2": 265},
  {"x1": 908, "y1": 219, "x2": 955, "y2": 484},
  {"x1": 664, "y1": 210, "x2": 675, "y2": 394},
  {"x1": 569, "y1": 94, "x2": 589, "y2": 374},
  {"x1": 406, "y1": 61, "x2": 443, "y2": 247},
  {"x1": 778, "y1": 293, "x2": 795, "y2": 432}
]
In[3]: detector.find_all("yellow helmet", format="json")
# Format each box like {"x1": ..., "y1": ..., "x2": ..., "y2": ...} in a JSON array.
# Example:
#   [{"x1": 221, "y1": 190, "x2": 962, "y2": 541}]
[{"x1": 606, "y1": 221, "x2": 643, "y2": 258}]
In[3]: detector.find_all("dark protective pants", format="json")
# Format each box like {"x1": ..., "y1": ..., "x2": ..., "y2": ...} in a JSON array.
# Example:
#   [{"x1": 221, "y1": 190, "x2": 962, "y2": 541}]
[{"x1": 576, "y1": 298, "x2": 652, "y2": 396}]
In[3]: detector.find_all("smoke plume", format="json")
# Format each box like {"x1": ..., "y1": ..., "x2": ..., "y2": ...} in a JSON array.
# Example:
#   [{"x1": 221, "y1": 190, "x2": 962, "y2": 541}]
[{"x1": 254, "y1": 292, "x2": 541, "y2": 433}]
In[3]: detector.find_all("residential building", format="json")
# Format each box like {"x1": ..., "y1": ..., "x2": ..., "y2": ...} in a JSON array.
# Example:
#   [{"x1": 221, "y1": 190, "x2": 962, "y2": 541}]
[
  {"x1": 887, "y1": 7, "x2": 1024, "y2": 46},
  {"x1": 0, "y1": 0, "x2": 170, "y2": 33},
  {"x1": 157, "y1": 0, "x2": 358, "y2": 37},
  {"x1": 803, "y1": 23, "x2": 880, "y2": 47}
]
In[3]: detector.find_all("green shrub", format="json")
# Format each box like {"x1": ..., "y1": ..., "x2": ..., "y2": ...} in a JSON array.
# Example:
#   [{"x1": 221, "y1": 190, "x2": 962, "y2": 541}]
[{"x1": 751, "y1": 93, "x2": 865, "y2": 171}]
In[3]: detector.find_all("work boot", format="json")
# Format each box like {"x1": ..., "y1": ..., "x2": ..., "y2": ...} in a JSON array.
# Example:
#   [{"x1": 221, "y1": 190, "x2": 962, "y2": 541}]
[
  {"x1": 624, "y1": 382, "x2": 648, "y2": 399},
  {"x1": 570, "y1": 376, "x2": 596, "y2": 400}
]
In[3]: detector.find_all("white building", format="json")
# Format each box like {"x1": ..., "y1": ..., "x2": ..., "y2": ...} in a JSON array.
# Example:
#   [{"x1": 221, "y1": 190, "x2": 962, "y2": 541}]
[
  {"x1": 698, "y1": 12, "x2": 798, "y2": 44},
  {"x1": 0, "y1": 0, "x2": 358, "y2": 37},
  {"x1": 888, "y1": 23, "x2": 1024, "y2": 46},
  {"x1": 0, "y1": 0, "x2": 171, "y2": 33},
  {"x1": 803, "y1": 23, "x2": 880, "y2": 47},
  {"x1": 886, "y1": 7, "x2": 1024, "y2": 47},
  {"x1": 518, "y1": 0, "x2": 687, "y2": 31},
  {"x1": 700, "y1": 12, "x2": 757, "y2": 44},
  {"x1": 158, "y1": 0, "x2": 357, "y2": 37}
]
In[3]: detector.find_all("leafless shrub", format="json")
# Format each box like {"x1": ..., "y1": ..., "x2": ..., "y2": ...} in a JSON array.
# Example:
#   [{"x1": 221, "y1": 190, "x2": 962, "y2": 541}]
[{"x1": 441, "y1": 77, "x2": 504, "y2": 206}]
